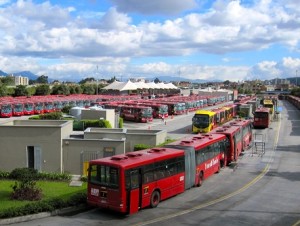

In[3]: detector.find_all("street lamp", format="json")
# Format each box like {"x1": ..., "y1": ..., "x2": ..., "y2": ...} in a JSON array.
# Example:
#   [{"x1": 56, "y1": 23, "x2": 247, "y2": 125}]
[
  {"x1": 296, "y1": 70, "x2": 298, "y2": 87},
  {"x1": 96, "y1": 65, "x2": 99, "y2": 95}
]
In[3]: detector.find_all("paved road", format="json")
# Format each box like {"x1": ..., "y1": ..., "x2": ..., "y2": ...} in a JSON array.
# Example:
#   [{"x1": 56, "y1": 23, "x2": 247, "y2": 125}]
[{"x1": 4, "y1": 100, "x2": 300, "y2": 226}]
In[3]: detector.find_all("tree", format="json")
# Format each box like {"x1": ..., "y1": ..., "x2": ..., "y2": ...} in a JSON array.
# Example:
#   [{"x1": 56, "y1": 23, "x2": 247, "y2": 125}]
[
  {"x1": 74, "y1": 85, "x2": 82, "y2": 94},
  {"x1": 14, "y1": 85, "x2": 28, "y2": 97},
  {"x1": 154, "y1": 78, "x2": 160, "y2": 83},
  {"x1": 51, "y1": 84, "x2": 70, "y2": 95},
  {"x1": 0, "y1": 84, "x2": 7, "y2": 97},
  {"x1": 35, "y1": 84, "x2": 50, "y2": 95},
  {"x1": 107, "y1": 76, "x2": 117, "y2": 83},
  {"x1": 26, "y1": 86, "x2": 36, "y2": 96},
  {"x1": 36, "y1": 75, "x2": 48, "y2": 84},
  {"x1": 81, "y1": 84, "x2": 95, "y2": 94},
  {"x1": 79, "y1": 77, "x2": 95, "y2": 84},
  {"x1": 0, "y1": 76, "x2": 14, "y2": 85}
]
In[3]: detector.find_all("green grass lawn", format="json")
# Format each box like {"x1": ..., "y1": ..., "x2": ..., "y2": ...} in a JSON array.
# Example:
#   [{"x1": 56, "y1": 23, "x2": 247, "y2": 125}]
[{"x1": 0, "y1": 180, "x2": 87, "y2": 211}]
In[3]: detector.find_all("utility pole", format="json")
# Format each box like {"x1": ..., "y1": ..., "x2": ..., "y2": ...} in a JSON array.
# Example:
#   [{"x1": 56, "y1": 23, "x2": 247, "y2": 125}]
[
  {"x1": 96, "y1": 65, "x2": 99, "y2": 95},
  {"x1": 296, "y1": 70, "x2": 298, "y2": 87}
]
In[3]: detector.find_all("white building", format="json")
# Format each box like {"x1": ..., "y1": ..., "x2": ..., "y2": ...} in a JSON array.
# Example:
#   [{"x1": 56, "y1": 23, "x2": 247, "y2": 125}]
[{"x1": 14, "y1": 75, "x2": 29, "y2": 85}]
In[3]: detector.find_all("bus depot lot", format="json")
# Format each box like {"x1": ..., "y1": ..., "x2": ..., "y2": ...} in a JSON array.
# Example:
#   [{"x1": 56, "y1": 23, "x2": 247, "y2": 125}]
[
  {"x1": 12, "y1": 123, "x2": 285, "y2": 226},
  {"x1": 5, "y1": 101, "x2": 300, "y2": 226}
]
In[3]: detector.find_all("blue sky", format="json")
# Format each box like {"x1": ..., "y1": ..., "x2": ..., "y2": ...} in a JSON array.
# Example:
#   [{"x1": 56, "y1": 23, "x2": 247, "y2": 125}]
[{"x1": 0, "y1": 0, "x2": 299, "y2": 82}]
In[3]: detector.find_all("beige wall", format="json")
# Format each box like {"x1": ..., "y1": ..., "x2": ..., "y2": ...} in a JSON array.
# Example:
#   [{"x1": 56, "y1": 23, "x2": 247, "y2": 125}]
[
  {"x1": 0, "y1": 120, "x2": 73, "y2": 173},
  {"x1": 62, "y1": 139, "x2": 126, "y2": 175},
  {"x1": 83, "y1": 128, "x2": 167, "y2": 152},
  {"x1": 81, "y1": 109, "x2": 115, "y2": 128},
  {"x1": 0, "y1": 120, "x2": 167, "y2": 176}
]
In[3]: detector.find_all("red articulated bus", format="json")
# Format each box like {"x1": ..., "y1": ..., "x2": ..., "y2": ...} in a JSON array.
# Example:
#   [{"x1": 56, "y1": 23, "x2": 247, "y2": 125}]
[
  {"x1": 120, "y1": 105, "x2": 153, "y2": 123},
  {"x1": 34, "y1": 101, "x2": 44, "y2": 114},
  {"x1": 209, "y1": 124, "x2": 243, "y2": 165},
  {"x1": 253, "y1": 107, "x2": 270, "y2": 129},
  {"x1": 0, "y1": 103, "x2": 12, "y2": 118},
  {"x1": 87, "y1": 148, "x2": 186, "y2": 214},
  {"x1": 165, "y1": 133, "x2": 229, "y2": 184},
  {"x1": 225, "y1": 119, "x2": 253, "y2": 152},
  {"x1": 12, "y1": 102, "x2": 24, "y2": 116},
  {"x1": 140, "y1": 102, "x2": 168, "y2": 119},
  {"x1": 87, "y1": 134, "x2": 229, "y2": 214},
  {"x1": 43, "y1": 101, "x2": 54, "y2": 113},
  {"x1": 23, "y1": 102, "x2": 35, "y2": 115}
]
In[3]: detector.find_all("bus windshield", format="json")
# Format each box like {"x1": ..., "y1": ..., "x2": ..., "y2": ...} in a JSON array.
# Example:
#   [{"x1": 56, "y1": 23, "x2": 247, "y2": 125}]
[
  {"x1": 193, "y1": 115, "x2": 210, "y2": 128},
  {"x1": 14, "y1": 104, "x2": 23, "y2": 111},
  {"x1": 159, "y1": 105, "x2": 168, "y2": 114},
  {"x1": 89, "y1": 164, "x2": 119, "y2": 189},
  {"x1": 24, "y1": 103, "x2": 33, "y2": 110},
  {"x1": 2, "y1": 105, "x2": 12, "y2": 113},
  {"x1": 141, "y1": 108, "x2": 152, "y2": 117}
]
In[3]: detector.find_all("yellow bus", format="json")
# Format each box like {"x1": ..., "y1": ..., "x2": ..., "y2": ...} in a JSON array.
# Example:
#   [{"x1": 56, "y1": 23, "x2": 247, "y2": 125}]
[
  {"x1": 263, "y1": 99, "x2": 274, "y2": 116},
  {"x1": 192, "y1": 110, "x2": 217, "y2": 133}
]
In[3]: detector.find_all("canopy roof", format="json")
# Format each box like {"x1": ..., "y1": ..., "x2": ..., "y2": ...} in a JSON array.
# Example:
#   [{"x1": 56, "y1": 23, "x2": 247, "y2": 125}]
[
  {"x1": 102, "y1": 81, "x2": 178, "y2": 91},
  {"x1": 103, "y1": 80, "x2": 137, "y2": 91}
]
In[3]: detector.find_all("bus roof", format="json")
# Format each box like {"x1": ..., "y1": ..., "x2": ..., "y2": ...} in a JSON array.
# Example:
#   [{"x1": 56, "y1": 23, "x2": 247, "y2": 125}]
[
  {"x1": 210, "y1": 124, "x2": 241, "y2": 136},
  {"x1": 225, "y1": 119, "x2": 252, "y2": 127},
  {"x1": 254, "y1": 107, "x2": 270, "y2": 113},
  {"x1": 89, "y1": 147, "x2": 184, "y2": 169},
  {"x1": 166, "y1": 133, "x2": 227, "y2": 150},
  {"x1": 194, "y1": 110, "x2": 216, "y2": 116}
]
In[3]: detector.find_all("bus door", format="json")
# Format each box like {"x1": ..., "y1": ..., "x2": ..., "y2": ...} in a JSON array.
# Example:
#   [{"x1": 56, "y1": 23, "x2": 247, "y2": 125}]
[{"x1": 128, "y1": 169, "x2": 141, "y2": 214}]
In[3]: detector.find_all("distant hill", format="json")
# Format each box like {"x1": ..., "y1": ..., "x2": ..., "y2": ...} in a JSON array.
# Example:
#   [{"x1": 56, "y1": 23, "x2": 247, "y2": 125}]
[
  {"x1": 150, "y1": 75, "x2": 220, "y2": 83},
  {"x1": 12, "y1": 71, "x2": 38, "y2": 80},
  {"x1": 0, "y1": 70, "x2": 8, "y2": 76}
]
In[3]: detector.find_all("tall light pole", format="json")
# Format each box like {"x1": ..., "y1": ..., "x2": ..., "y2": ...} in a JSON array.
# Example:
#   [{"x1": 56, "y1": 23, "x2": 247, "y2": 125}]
[
  {"x1": 96, "y1": 65, "x2": 99, "y2": 95},
  {"x1": 296, "y1": 70, "x2": 298, "y2": 87}
]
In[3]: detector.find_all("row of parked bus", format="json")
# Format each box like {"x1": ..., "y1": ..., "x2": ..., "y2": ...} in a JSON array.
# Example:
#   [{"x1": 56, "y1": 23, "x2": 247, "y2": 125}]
[
  {"x1": 90, "y1": 95, "x2": 227, "y2": 123},
  {"x1": 192, "y1": 95, "x2": 261, "y2": 133},
  {"x1": 87, "y1": 118, "x2": 253, "y2": 214},
  {"x1": 0, "y1": 94, "x2": 227, "y2": 120}
]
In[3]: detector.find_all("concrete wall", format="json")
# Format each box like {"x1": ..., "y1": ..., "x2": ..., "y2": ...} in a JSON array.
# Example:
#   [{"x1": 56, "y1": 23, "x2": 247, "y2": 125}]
[
  {"x1": 81, "y1": 109, "x2": 115, "y2": 128},
  {"x1": 126, "y1": 129, "x2": 167, "y2": 151},
  {"x1": 62, "y1": 138, "x2": 126, "y2": 175},
  {"x1": 0, "y1": 120, "x2": 167, "y2": 175},
  {"x1": 0, "y1": 120, "x2": 73, "y2": 173},
  {"x1": 83, "y1": 128, "x2": 167, "y2": 152}
]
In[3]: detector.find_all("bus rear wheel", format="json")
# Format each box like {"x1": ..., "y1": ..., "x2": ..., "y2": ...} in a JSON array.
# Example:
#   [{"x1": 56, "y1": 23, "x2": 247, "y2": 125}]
[{"x1": 150, "y1": 190, "x2": 160, "y2": 208}]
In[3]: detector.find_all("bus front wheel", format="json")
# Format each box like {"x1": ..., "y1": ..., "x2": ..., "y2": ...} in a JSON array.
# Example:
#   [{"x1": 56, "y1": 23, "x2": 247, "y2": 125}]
[{"x1": 150, "y1": 190, "x2": 160, "y2": 208}]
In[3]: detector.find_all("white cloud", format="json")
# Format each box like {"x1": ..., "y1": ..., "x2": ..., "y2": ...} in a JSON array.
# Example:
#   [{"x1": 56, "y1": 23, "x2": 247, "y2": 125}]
[
  {"x1": 248, "y1": 57, "x2": 300, "y2": 80},
  {"x1": 0, "y1": 0, "x2": 299, "y2": 81},
  {"x1": 109, "y1": 0, "x2": 198, "y2": 15}
]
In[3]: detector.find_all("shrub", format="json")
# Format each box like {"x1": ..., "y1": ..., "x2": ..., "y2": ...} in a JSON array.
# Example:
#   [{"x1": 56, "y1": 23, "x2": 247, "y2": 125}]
[
  {"x1": 119, "y1": 117, "x2": 123, "y2": 128},
  {"x1": 9, "y1": 168, "x2": 39, "y2": 180},
  {"x1": 0, "y1": 171, "x2": 10, "y2": 179},
  {"x1": 11, "y1": 180, "x2": 43, "y2": 201},
  {"x1": 39, "y1": 112, "x2": 63, "y2": 120},
  {"x1": 29, "y1": 115, "x2": 40, "y2": 120},
  {"x1": 134, "y1": 144, "x2": 152, "y2": 151},
  {"x1": 37, "y1": 172, "x2": 71, "y2": 181},
  {"x1": 61, "y1": 105, "x2": 72, "y2": 114},
  {"x1": 0, "y1": 192, "x2": 87, "y2": 219}
]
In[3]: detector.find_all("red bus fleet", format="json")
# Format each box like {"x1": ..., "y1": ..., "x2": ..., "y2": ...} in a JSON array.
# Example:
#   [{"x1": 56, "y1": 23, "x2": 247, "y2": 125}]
[{"x1": 87, "y1": 133, "x2": 229, "y2": 214}]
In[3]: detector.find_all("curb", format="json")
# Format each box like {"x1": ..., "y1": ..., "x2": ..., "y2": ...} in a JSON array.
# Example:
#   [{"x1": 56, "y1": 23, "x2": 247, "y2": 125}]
[{"x1": 0, "y1": 204, "x2": 90, "y2": 225}]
